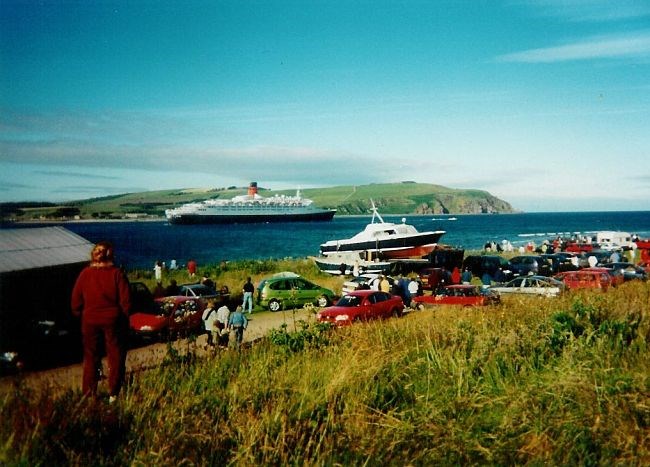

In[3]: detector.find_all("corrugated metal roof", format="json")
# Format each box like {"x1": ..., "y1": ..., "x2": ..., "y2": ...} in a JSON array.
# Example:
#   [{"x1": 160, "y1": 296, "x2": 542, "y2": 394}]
[{"x1": 0, "y1": 226, "x2": 93, "y2": 273}]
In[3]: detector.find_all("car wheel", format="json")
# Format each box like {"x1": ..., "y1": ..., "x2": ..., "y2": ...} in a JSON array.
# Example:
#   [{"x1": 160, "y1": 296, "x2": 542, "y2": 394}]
[
  {"x1": 415, "y1": 303, "x2": 425, "y2": 311},
  {"x1": 317, "y1": 295, "x2": 329, "y2": 307},
  {"x1": 268, "y1": 299, "x2": 282, "y2": 312},
  {"x1": 392, "y1": 307, "x2": 402, "y2": 318}
]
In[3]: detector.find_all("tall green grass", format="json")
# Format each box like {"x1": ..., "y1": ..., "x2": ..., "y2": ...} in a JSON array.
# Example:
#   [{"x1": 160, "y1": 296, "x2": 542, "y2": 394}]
[{"x1": 2, "y1": 281, "x2": 649, "y2": 465}]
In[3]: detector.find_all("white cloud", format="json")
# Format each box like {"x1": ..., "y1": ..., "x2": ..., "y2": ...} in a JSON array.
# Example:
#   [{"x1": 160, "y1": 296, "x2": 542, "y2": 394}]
[
  {"x1": 498, "y1": 31, "x2": 650, "y2": 63},
  {"x1": 524, "y1": 0, "x2": 650, "y2": 22}
]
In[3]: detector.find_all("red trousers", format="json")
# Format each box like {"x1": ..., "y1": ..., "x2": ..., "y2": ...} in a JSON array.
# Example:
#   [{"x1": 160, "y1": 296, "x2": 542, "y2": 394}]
[{"x1": 81, "y1": 316, "x2": 128, "y2": 397}]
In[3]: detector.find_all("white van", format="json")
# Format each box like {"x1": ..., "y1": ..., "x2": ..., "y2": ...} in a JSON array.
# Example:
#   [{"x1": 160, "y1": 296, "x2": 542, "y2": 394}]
[{"x1": 594, "y1": 231, "x2": 633, "y2": 251}]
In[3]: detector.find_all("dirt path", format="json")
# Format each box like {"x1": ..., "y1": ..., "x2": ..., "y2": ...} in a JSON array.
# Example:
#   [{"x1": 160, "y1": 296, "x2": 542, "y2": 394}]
[{"x1": 0, "y1": 308, "x2": 314, "y2": 396}]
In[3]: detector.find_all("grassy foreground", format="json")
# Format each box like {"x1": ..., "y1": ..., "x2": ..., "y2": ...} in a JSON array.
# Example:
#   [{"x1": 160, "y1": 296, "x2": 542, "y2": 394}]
[{"x1": 1, "y1": 270, "x2": 649, "y2": 464}]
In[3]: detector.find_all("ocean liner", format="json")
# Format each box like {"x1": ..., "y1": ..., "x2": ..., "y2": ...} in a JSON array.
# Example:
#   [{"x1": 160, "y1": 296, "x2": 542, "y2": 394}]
[{"x1": 165, "y1": 182, "x2": 336, "y2": 224}]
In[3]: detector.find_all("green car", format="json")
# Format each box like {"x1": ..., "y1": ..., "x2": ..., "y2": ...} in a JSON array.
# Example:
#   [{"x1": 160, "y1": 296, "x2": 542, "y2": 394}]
[{"x1": 257, "y1": 273, "x2": 336, "y2": 312}]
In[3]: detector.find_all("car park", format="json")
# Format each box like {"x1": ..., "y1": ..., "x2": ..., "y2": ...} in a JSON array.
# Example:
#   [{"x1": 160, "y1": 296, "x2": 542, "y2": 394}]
[
  {"x1": 257, "y1": 273, "x2": 336, "y2": 311},
  {"x1": 490, "y1": 275, "x2": 565, "y2": 297},
  {"x1": 508, "y1": 255, "x2": 552, "y2": 277},
  {"x1": 316, "y1": 290, "x2": 404, "y2": 326},
  {"x1": 412, "y1": 284, "x2": 500, "y2": 308},
  {"x1": 129, "y1": 296, "x2": 206, "y2": 340}
]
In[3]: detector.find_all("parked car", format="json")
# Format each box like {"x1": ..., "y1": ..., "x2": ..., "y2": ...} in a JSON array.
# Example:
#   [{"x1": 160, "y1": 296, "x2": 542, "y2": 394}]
[
  {"x1": 508, "y1": 255, "x2": 552, "y2": 277},
  {"x1": 490, "y1": 275, "x2": 565, "y2": 297},
  {"x1": 130, "y1": 296, "x2": 206, "y2": 340},
  {"x1": 412, "y1": 285, "x2": 500, "y2": 308},
  {"x1": 586, "y1": 250, "x2": 615, "y2": 265},
  {"x1": 342, "y1": 273, "x2": 395, "y2": 294},
  {"x1": 540, "y1": 253, "x2": 579, "y2": 274},
  {"x1": 555, "y1": 270, "x2": 613, "y2": 291},
  {"x1": 462, "y1": 255, "x2": 512, "y2": 280},
  {"x1": 316, "y1": 290, "x2": 404, "y2": 326},
  {"x1": 257, "y1": 273, "x2": 336, "y2": 311},
  {"x1": 600, "y1": 262, "x2": 647, "y2": 281},
  {"x1": 580, "y1": 267, "x2": 625, "y2": 287},
  {"x1": 177, "y1": 283, "x2": 221, "y2": 299},
  {"x1": 639, "y1": 261, "x2": 650, "y2": 275},
  {"x1": 129, "y1": 281, "x2": 155, "y2": 313}
]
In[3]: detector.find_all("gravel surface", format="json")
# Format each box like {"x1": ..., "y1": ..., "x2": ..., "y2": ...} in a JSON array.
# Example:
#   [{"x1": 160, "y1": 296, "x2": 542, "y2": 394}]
[{"x1": 0, "y1": 307, "x2": 314, "y2": 397}]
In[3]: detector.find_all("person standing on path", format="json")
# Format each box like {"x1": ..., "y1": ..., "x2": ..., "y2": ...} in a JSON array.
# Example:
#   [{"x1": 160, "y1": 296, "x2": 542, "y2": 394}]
[
  {"x1": 228, "y1": 306, "x2": 248, "y2": 349},
  {"x1": 71, "y1": 241, "x2": 131, "y2": 402},
  {"x1": 215, "y1": 304, "x2": 231, "y2": 348},
  {"x1": 202, "y1": 299, "x2": 218, "y2": 347},
  {"x1": 242, "y1": 277, "x2": 254, "y2": 314}
]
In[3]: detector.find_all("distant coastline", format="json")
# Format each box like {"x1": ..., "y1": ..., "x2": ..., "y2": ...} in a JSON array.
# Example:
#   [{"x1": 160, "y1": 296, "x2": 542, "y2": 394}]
[{"x1": 0, "y1": 181, "x2": 518, "y2": 222}]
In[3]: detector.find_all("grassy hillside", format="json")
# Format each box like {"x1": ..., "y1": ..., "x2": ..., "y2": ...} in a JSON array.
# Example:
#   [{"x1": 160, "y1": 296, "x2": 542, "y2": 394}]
[
  {"x1": 2, "y1": 182, "x2": 516, "y2": 221},
  {"x1": 1, "y1": 258, "x2": 648, "y2": 465}
]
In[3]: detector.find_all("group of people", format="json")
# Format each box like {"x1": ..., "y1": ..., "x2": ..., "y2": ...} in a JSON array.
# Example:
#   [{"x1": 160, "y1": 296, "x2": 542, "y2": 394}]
[
  {"x1": 152, "y1": 258, "x2": 198, "y2": 284},
  {"x1": 361, "y1": 273, "x2": 421, "y2": 307},
  {"x1": 357, "y1": 265, "x2": 474, "y2": 307},
  {"x1": 201, "y1": 301, "x2": 248, "y2": 349}
]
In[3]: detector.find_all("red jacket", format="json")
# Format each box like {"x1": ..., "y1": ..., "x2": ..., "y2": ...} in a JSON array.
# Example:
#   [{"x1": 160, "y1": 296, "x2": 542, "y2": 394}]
[{"x1": 71, "y1": 265, "x2": 131, "y2": 325}]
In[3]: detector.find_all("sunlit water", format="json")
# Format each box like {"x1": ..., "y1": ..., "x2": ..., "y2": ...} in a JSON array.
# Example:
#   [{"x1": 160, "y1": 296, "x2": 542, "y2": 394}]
[{"x1": 9, "y1": 211, "x2": 650, "y2": 269}]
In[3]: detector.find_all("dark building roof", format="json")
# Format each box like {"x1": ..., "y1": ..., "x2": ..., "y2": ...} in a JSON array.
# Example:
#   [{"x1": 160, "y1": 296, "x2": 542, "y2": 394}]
[{"x1": 0, "y1": 226, "x2": 93, "y2": 274}]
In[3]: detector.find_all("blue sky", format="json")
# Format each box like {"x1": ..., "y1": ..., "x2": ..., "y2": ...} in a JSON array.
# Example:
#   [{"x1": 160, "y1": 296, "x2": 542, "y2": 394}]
[{"x1": 1, "y1": 0, "x2": 649, "y2": 212}]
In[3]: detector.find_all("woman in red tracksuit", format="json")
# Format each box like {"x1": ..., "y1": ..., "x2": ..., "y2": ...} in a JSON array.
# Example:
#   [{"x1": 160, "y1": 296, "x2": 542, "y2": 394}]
[{"x1": 71, "y1": 241, "x2": 131, "y2": 400}]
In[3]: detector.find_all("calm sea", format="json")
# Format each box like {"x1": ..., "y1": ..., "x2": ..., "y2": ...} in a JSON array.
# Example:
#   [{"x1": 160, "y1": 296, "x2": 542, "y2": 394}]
[{"x1": 8, "y1": 211, "x2": 650, "y2": 270}]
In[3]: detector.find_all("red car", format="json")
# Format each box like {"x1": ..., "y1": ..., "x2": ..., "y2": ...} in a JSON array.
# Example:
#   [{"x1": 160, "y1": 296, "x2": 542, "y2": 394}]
[
  {"x1": 130, "y1": 296, "x2": 206, "y2": 340},
  {"x1": 316, "y1": 290, "x2": 404, "y2": 326},
  {"x1": 412, "y1": 284, "x2": 500, "y2": 309},
  {"x1": 580, "y1": 267, "x2": 624, "y2": 287},
  {"x1": 555, "y1": 270, "x2": 613, "y2": 291}
]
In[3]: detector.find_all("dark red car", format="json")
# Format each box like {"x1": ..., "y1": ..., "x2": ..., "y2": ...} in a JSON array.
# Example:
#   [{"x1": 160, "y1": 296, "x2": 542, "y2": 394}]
[
  {"x1": 412, "y1": 284, "x2": 500, "y2": 309},
  {"x1": 316, "y1": 290, "x2": 404, "y2": 326},
  {"x1": 580, "y1": 267, "x2": 624, "y2": 287},
  {"x1": 130, "y1": 296, "x2": 206, "y2": 340},
  {"x1": 555, "y1": 270, "x2": 613, "y2": 291}
]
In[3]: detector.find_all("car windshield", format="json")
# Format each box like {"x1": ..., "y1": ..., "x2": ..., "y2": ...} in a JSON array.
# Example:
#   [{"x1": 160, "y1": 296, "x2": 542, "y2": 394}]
[
  {"x1": 180, "y1": 285, "x2": 214, "y2": 296},
  {"x1": 336, "y1": 295, "x2": 362, "y2": 307},
  {"x1": 154, "y1": 298, "x2": 177, "y2": 316},
  {"x1": 507, "y1": 277, "x2": 525, "y2": 287}
]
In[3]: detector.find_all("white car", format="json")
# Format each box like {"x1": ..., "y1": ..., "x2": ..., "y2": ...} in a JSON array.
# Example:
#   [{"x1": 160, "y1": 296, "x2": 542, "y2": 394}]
[{"x1": 490, "y1": 275, "x2": 564, "y2": 297}]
